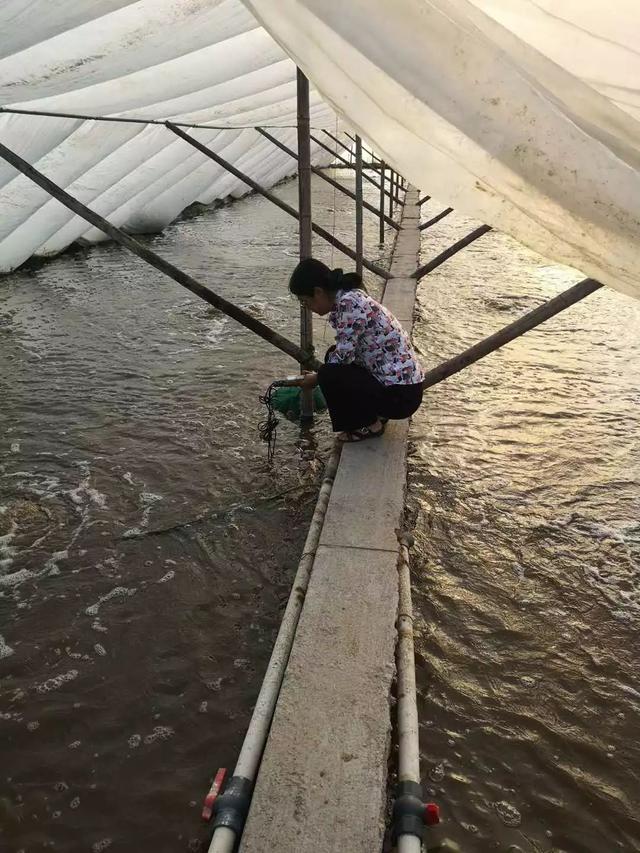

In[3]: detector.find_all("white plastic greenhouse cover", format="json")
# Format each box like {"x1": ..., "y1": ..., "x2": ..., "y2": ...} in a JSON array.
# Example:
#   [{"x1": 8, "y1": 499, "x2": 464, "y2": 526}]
[
  {"x1": 1, "y1": 1, "x2": 639, "y2": 303},
  {"x1": 0, "y1": 0, "x2": 339, "y2": 274},
  {"x1": 245, "y1": 0, "x2": 640, "y2": 301}
]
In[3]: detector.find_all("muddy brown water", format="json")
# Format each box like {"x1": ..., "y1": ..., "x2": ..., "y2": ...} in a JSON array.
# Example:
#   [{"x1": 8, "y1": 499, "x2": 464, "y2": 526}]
[{"x1": 1, "y1": 173, "x2": 639, "y2": 852}]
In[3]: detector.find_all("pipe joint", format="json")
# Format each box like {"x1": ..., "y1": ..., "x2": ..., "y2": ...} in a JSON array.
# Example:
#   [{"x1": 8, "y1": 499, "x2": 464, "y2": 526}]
[
  {"x1": 211, "y1": 775, "x2": 253, "y2": 836},
  {"x1": 392, "y1": 780, "x2": 440, "y2": 842}
]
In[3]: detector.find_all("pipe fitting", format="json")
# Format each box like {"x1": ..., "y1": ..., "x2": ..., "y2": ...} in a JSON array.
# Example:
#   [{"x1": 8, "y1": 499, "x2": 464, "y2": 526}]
[
  {"x1": 392, "y1": 780, "x2": 440, "y2": 842},
  {"x1": 211, "y1": 775, "x2": 253, "y2": 836}
]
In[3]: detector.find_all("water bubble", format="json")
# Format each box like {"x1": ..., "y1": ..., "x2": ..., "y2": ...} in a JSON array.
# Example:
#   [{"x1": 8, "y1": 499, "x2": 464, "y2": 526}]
[
  {"x1": 493, "y1": 800, "x2": 522, "y2": 827},
  {"x1": 143, "y1": 726, "x2": 174, "y2": 745},
  {"x1": 199, "y1": 701, "x2": 208, "y2": 713},
  {"x1": 94, "y1": 644, "x2": 107, "y2": 657},
  {"x1": 128, "y1": 734, "x2": 141, "y2": 749},
  {"x1": 27, "y1": 721, "x2": 40, "y2": 731},
  {"x1": 70, "y1": 797, "x2": 80, "y2": 810},
  {"x1": 36, "y1": 669, "x2": 78, "y2": 694},
  {"x1": 92, "y1": 840, "x2": 112, "y2": 853},
  {"x1": 429, "y1": 762, "x2": 445, "y2": 782},
  {"x1": 54, "y1": 781, "x2": 69, "y2": 793}
]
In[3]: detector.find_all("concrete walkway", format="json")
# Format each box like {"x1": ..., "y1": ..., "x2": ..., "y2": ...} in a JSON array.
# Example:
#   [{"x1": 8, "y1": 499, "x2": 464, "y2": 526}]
[{"x1": 240, "y1": 189, "x2": 421, "y2": 853}]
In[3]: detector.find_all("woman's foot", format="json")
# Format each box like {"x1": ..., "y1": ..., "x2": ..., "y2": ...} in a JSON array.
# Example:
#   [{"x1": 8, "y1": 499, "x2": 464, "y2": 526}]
[{"x1": 337, "y1": 419, "x2": 386, "y2": 443}]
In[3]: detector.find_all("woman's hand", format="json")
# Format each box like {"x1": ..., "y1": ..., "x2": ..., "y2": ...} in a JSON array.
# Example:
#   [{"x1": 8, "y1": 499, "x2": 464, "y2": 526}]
[{"x1": 296, "y1": 371, "x2": 318, "y2": 389}]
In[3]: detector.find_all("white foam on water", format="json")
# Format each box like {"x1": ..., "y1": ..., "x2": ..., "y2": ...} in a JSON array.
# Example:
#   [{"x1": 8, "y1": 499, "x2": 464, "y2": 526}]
[
  {"x1": 0, "y1": 634, "x2": 13, "y2": 659},
  {"x1": 156, "y1": 570, "x2": 175, "y2": 584},
  {"x1": 143, "y1": 725, "x2": 174, "y2": 745},
  {"x1": 94, "y1": 644, "x2": 107, "y2": 657},
  {"x1": 128, "y1": 734, "x2": 141, "y2": 748},
  {"x1": 85, "y1": 586, "x2": 136, "y2": 616},
  {"x1": 123, "y1": 490, "x2": 164, "y2": 537},
  {"x1": 0, "y1": 568, "x2": 33, "y2": 588},
  {"x1": 92, "y1": 839, "x2": 112, "y2": 852},
  {"x1": 494, "y1": 800, "x2": 522, "y2": 827},
  {"x1": 36, "y1": 669, "x2": 78, "y2": 694}
]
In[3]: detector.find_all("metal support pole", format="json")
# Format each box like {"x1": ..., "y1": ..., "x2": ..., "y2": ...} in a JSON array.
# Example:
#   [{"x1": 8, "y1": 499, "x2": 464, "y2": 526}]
[
  {"x1": 0, "y1": 139, "x2": 320, "y2": 369},
  {"x1": 296, "y1": 69, "x2": 314, "y2": 420},
  {"x1": 379, "y1": 161, "x2": 386, "y2": 244},
  {"x1": 167, "y1": 124, "x2": 391, "y2": 280},
  {"x1": 417, "y1": 195, "x2": 431, "y2": 207},
  {"x1": 413, "y1": 225, "x2": 492, "y2": 280},
  {"x1": 355, "y1": 135, "x2": 363, "y2": 279},
  {"x1": 256, "y1": 128, "x2": 398, "y2": 230},
  {"x1": 422, "y1": 278, "x2": 603, "y2": 389},
  {"x1": 388, "y1": 169, "x2": 394, "y2": 220},
  {"x1": 311, "y1": 133, "x2": 400, "y2": 204}
]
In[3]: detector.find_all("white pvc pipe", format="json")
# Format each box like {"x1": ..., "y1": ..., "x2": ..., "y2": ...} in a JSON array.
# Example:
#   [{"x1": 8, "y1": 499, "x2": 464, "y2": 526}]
[
  {"x1": 396, "y1": 534, "x2": 423, "y2": 853},
  {"x1": 208, "y1": 446, "x2": 342, "y2": 853},
  {"x1": 398, "y1": 828, "x2": 423, "y2": 853}
]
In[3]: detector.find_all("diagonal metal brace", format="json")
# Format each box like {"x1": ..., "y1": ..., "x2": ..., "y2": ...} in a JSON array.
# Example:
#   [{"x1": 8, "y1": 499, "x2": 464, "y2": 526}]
[
  {"x1": 413, "y1": 225, "x2": 492, "y2": 279},
  {"x1": 0, "y1": 138, "x2": 322, "y2": 370},
  {"x1": 257, "y1": 128, "x2": 399, "y2": 230},
  {"x1": 418, "y1": 207, "x2": 454, "y2": 231},
  {"x1": 167, "y1": 123, "x2": 391, "y2": 281}
]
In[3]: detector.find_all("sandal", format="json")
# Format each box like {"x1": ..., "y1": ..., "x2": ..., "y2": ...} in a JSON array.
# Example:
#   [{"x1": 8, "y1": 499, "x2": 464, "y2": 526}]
[{"x1": 338, "y1": 423, "x2": 386, "y2": 443}]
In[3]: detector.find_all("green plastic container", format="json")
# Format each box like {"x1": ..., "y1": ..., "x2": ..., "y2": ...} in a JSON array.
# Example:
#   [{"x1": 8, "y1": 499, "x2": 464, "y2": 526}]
[{"x1": 272, "y1": 386, "x2": 327, "y2": 420}]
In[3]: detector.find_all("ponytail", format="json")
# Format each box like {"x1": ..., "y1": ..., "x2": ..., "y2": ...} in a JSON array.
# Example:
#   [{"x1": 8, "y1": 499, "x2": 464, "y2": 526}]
[{"x1": 289, "y1": 258, "x2": 364, "y2": 297}]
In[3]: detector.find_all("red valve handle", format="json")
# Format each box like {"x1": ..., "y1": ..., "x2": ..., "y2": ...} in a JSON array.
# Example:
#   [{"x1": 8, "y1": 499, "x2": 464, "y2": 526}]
[
  {"x1": 424, "y1": 802, "x2": 440, "y2": 826},
  {"x1": 202, "y1": 768, "x2": 227, "y2": 821}
]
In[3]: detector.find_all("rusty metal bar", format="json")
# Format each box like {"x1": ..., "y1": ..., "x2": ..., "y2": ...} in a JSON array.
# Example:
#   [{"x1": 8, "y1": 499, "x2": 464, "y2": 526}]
[
  {"x1": 355, "y1": 135, "x2": 363, "y2": 278},
  {"x1": 413, "y1": 225, "x2": 492, "y2": 280},
  {"x1": 0, "y1": 138, "x2": 320, "y2": 368},
  {"x1": 422, "y1": 278, "x2": 603, "y2": 388},
  {"x1": 311, "y1": 133, "x2": 401, "y2": 204},
  {"x1": 296, "y1": 69, "x2": 314, "y2": 419},
  {"x1": 379, "y1": 161, "x2": 386, "y2": 244},
  {"x1": 167, "y1": 124, "x2": 391, "y2": 280},
  {"x1": 418, "y1": 207, "x2": 454, "y2": 231},
  {"x1": 256, "y1": 128, "x2": 398, "y2": 229}
]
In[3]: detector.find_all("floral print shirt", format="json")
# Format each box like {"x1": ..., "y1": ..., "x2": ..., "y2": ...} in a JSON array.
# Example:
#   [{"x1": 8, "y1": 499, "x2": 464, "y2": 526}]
[{"x1": 327, "y1": 289, "x2": 424, "y2": 386}]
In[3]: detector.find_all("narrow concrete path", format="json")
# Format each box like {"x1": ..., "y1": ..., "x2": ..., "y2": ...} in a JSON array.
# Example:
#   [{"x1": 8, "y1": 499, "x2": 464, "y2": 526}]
[{"x1": 240, "y1": 188, "x2": 421, "y2": 853}]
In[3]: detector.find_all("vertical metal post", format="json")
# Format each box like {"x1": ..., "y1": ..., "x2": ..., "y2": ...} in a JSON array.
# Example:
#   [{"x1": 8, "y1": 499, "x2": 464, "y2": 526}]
[
  {"x1": 388, "y1": 168, "x2": 394, "y2": 220},
  {"x1": 355, "y1": 135, "x2": 363, "y2": 279},
  {"x1": 297, "y1": 68, "x2": 314, "y2": 420},
  {"x1": 379, "y1": 160, "x2": 386, "y2": 245}
]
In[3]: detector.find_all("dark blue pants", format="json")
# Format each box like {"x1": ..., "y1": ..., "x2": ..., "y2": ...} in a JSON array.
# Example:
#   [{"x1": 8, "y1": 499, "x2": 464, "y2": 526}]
[{"x1": 317, "y1": 363, "x2": 423, "y2": 432}]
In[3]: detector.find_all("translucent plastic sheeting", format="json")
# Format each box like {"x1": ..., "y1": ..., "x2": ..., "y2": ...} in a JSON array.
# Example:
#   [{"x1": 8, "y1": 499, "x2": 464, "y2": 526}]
[
  {"x1": 244, "y1": 0, "x2": 640, "y2": 301},
  {"x1": 0, "y1": 0, "x2": 340, "y2": 273}
]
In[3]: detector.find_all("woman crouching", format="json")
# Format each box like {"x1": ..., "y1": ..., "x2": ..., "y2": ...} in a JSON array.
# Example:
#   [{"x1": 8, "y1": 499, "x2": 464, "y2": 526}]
[{"x1": 289, "y1": 258, "x2": 424, "y2": 443}]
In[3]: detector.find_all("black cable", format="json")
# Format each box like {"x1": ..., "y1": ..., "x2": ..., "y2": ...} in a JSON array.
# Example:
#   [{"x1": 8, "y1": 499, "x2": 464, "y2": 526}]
[{"x1": 258, "y1": 382, "x2": 279, "y2": 464}]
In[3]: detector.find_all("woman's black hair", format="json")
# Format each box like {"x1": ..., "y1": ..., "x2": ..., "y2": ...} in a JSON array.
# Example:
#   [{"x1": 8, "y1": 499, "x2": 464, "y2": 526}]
[{"x1": 288, "y1": 258, "x2": 363, "y2": 297}]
